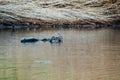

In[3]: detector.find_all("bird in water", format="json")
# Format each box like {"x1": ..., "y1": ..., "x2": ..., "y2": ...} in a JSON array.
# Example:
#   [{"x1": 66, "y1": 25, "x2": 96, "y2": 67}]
[
  {"x1": 20, "y1": 33, "x2": 63, "y2": 43},
  {"x1": 50, "y1": 33, "x2": 63, "y2": 43}
]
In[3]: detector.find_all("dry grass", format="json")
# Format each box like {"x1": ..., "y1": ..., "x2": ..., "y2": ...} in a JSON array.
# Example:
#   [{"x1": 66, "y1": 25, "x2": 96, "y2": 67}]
[{"x1": 0, "y1": 0, "x2": 119, "y2": 26}]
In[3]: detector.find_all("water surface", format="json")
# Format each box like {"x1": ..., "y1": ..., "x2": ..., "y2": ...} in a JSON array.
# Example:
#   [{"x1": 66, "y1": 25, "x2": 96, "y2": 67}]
[{"x1": 0, "y1": 28, "x2": 120, "y2": 80}]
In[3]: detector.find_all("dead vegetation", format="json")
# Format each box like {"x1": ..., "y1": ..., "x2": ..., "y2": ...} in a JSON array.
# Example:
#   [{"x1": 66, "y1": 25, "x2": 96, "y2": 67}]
[{"x1": 0, "y1": 0, "x2": 119, "y2": 28}]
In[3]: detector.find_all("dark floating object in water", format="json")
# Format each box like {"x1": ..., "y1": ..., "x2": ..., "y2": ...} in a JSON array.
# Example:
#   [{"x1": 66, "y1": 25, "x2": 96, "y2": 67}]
[
  {"x1": 20, "y1": 33, "x2": 63, "y2": 43},
  {"x1": 50, "y1": 33, "x2": 63, "y2": 43},
  {"x1": 21, "y1": 38, "x2": 40, "y2": 43},
  {"x1": 41, "y1": 33, "x2": 63, "y2": 43},
  {"x1": 41, "y1": 38, "x2": 51, "y2": 42}
]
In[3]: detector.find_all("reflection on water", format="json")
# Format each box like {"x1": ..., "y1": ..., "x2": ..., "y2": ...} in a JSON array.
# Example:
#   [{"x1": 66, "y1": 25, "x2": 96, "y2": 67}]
[{"x1": 0, "y1": 28, "x2": 120, "y2": 80}]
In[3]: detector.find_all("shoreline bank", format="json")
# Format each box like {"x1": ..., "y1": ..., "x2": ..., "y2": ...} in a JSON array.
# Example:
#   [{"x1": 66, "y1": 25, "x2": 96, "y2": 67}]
[
  {"x1": 0, "y1": 19, "x2": 119, "y2": 30},
  {"x1": 0, "y1": 0, "x2": 119, "y2": 29}
]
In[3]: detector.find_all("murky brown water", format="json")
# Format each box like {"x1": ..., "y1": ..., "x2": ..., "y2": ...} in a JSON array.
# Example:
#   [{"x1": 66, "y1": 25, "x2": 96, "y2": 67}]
[{"x1": 0, "y1": 28, "x2": 120, "y2": 80}]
